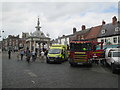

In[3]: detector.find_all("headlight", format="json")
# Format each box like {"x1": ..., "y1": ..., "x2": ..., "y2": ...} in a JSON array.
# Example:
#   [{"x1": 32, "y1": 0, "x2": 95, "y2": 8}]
[{"x1": 47, "y1": 55, "x2": 49, "y2": 58}]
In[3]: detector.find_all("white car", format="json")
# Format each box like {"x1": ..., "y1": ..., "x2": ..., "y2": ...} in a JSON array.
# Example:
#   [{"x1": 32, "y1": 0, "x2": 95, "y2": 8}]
[{"x1": 105, "y1": 48, "x2": 120, "y2": 73}]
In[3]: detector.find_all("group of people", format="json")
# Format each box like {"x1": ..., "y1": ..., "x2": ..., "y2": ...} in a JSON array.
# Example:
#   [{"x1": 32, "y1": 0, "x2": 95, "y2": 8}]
[{"x1": 8, "y1": 48, "x2": 48, "y2": 63}]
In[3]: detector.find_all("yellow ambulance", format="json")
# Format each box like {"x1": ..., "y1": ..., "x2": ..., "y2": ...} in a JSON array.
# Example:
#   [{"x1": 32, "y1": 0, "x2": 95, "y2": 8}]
[{"x1": 46, "y1": 44, "x2": 68, "y2": 63}]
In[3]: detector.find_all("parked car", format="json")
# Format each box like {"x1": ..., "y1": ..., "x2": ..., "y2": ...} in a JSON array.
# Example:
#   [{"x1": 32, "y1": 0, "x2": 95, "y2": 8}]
[{"x1": 105, "y1": 48, "x2": 120, "y2": 73}]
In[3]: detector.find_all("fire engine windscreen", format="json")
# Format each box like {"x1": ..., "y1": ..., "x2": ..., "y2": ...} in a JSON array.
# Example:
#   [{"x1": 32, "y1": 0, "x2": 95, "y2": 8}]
[{"x1": 70, "y1": 43, "x2": 92, "y2": 51}]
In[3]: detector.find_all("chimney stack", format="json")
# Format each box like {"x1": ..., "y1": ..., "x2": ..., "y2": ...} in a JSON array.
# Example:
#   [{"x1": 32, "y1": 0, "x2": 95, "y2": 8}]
[
  {"x1": 81, "y1": 25, "x2": 86, "y2": 30},
  {"x1": 73, "y1": 27, "x2": 76, "y2": 34},
  {"x1": 102, "y1": 20, "x2": 106, "y2": 25},
  {"x1": 112, "y1": 16, "x2": 117, "y2": 25}
]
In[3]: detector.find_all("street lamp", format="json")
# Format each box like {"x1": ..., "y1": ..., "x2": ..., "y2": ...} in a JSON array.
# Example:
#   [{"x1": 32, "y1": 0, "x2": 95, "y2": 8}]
[
  {"x1": 0, "y1": 30, "x2": 4, "y2": 51},
  {"x1": 0, "y1": 30, "x2": 4, "y2": 39}
]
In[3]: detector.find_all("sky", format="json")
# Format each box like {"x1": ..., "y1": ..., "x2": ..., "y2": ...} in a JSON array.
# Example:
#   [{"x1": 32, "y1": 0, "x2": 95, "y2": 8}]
[{"x1": 0, "y1": 0, "x2": 119, "y2": 40}]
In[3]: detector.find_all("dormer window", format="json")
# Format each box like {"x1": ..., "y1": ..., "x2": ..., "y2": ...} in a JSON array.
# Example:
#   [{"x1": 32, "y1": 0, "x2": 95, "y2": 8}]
[
  {"x1": 115, "y1": 27, "x2": 120, "y2": 31},
  {"x1": 101, "y1": 29, "x2": 106, "y2": 34},
  {"x1": 41, "y1": 33, "x2": 44, "y2": 35}
]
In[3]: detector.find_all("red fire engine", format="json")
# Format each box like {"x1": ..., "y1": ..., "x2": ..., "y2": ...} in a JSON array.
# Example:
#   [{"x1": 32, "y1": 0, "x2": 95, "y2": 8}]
[{"x1": 69, "y1": 40, "x2": 105, "y2": 67}]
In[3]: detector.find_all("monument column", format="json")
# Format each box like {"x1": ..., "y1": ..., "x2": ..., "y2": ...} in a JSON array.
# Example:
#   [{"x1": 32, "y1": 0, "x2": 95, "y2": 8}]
[
  {"x1": 34, "y1": 41, "x2": 36, "y2": 51},
  {"x1": 47, "y1": 41, "x2": 50, "y2": 50},
  {"x1": 30, "y1": 40, "x2": 32, "y2": 51}
]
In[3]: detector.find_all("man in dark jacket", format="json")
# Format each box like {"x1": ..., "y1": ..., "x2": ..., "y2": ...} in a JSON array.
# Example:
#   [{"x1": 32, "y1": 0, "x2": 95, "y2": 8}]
[{"x1": 8, "y1": 50, "x2": 11, "y2": 59}]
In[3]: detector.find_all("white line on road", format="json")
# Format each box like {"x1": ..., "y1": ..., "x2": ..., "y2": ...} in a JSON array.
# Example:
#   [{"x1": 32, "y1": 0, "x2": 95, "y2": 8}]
[
  {"x1": 24, "y1": 69, "x2": 37, "y2": 77},
  {"x1": 28, "y1": 72, "x2": 37, "y2": 77},
  {"x1": 31, "y1": 80, "x2": 35, "y2": 84}
]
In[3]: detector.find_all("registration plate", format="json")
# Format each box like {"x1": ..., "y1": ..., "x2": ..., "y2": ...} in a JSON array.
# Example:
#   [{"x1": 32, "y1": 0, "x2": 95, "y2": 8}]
[
  {"x1": 77, "y1": 62, "x2": 83, "y2": 65},
  {"x1": 50, "y1": 60, "x2": 54, "y2": 61}
]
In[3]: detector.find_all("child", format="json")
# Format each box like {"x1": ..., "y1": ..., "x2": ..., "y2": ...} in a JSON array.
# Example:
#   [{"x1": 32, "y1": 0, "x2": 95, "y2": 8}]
[{"x1": 17, "y1": 50, "x2": 20, "y2": 61}]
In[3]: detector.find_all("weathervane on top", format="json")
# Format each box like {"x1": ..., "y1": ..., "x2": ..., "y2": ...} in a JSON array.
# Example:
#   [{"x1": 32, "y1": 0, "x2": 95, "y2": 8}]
[{"x1": 35, "y1": 16, "x2": 41, "y2": 31}]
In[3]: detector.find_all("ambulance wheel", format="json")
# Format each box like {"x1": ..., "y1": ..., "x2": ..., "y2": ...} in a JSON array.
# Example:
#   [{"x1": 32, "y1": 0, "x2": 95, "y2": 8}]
[{"x1": 46, "y1": 60, "x2": 50, "y2": 64}]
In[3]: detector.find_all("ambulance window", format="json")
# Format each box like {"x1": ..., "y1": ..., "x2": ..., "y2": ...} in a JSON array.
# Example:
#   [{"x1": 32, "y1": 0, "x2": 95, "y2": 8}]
[{"x1": 108, "y1": 52, "x2": 111, "y2": 57}]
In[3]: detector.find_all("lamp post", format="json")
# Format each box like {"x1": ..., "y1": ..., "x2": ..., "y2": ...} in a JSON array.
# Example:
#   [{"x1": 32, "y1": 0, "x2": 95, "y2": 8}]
[
  {"x1": 0, "y1": 30, "x2": 4, "y2": 39},
  {"x1": 0, "y1": 30, "x2": 4, "y2": 51}
]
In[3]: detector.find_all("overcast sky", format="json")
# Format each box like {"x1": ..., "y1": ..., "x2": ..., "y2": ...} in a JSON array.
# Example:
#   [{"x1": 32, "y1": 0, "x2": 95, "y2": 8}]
[{"x1": 0, "y1": 1, "x2": 119, "y2": 40}]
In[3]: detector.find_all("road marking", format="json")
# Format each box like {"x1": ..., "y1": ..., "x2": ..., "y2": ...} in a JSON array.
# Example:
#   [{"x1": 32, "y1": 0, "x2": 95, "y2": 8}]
[
  {"x1": 24, "y1": 69, "x2": 37, "y2": 77},
  {"x1": 28, "y1": 72, "x2": 37, "y2": 77},
  {"x1": 31, "y1": 80, "x2": 35, "y2": 84}
]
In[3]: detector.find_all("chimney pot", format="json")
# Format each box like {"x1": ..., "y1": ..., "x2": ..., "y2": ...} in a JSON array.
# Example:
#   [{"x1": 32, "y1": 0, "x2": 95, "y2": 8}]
[
  {"x1": 102, "y1": 20, "x2": 106, "y2": 25},
  {"x1": 112, "y1": 16, "x2": 117, "y2": 24},
  {"x1": 73, "y1": 27, "x2": 76, "y2": 34},
  {"x1": 81, "y1": 25, "x2": 86, "y2": 30}
]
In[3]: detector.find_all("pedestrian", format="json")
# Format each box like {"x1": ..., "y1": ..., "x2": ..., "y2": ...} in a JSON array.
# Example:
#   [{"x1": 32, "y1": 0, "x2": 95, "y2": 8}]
[
  {"x1": 26, "y1": 50, "x2": 31, "y2": 63},
  {"x1": 17, "y1": 50, "x2": 20, "y2": 61},
  {"x1": 8, "y1": 50, "x2": 11, "y2": 59},
  {"x1": 44, "y1": 50, "x2": 48, "y2": 59},
  {"x1": 35, "y1": 51, "x2": 37, "y2": 60},
  {"x1": 20, "y1": 50, "x2": 24, "y2": 60},
  {"x1": 32, "y1": 50, "x2": 36, "y2": 62},
  {"x1": 41, "y1": 51, "x2": 44, "y2": 62}
]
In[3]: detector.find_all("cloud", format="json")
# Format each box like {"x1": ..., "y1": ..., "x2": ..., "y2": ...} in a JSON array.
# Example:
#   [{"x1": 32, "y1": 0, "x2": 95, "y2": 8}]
[{"x1": 1, "y1": 2, "x2": 118, "y2": 39}]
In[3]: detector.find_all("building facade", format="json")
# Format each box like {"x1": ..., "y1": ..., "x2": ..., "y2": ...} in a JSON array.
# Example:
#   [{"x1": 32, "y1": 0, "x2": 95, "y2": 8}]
[
  {"x1": 97, "y1": 16, "x2": 120, "y2": 48},
  {"x1": 2, "y1": 35, "x2": 20, "y2": 51}
]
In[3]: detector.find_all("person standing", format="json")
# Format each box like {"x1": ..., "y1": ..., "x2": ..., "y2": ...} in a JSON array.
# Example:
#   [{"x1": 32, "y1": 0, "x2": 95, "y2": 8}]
[
  {"x1": 17, "y1": 50, "x2": 20, "y2": 61},
  {"x1": 8, "y1": 50, "x2": 11, "y2": 59},
  {"x1": 26, "y1": 50, "x2": 31, "y2": 63},
  {"x1": 20, "y1": 50, "x2": 24, "y2": 60},
  {"x1": 44, "y1": 50, "x2": 48, "y2": 59},
  {"x1": 32, "y1": 50, "x2": 36, "y2": 62},
  {"x1": 41, "y1": 51, "x2": 44, "y2": 62}
]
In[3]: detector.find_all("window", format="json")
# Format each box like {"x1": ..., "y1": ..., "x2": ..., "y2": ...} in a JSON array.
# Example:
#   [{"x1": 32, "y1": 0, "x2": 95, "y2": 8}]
[
  {"x1": 108, "y1": 52, "x2": 111, "y2": 57},
  {"x1": 70, "y1": 43, "x2": 92, "y2": 51},
  {"x1": 101, "y1": 29, "x2": 106, "y2": 34},
  {"x1": 113, "y1": 37, "x2": 117, "y2": 43},
  {"x1": 105, "y1": 39, "x2": 107, "y2": 42},
  {"x1": 101, "y1": 39, "x2": 104, "y2": 43},
  {"x1": 118, "y1": 36, "x2": 120, "y2": 44},
  {"x1": 48, "y1": 49, "x2": 62, "y2": 54},
  {"x1": 113, "y1": 52, "x2": 120, "y2": 57},
  {"x1": 115, "y1": 27, "x2": 120, "y2": 32}
]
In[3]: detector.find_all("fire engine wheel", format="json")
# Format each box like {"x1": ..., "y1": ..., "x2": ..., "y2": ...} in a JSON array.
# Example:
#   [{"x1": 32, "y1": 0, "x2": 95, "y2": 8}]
[{"x1": 88, "y1": 63, "x2": 92, "y2": 67}]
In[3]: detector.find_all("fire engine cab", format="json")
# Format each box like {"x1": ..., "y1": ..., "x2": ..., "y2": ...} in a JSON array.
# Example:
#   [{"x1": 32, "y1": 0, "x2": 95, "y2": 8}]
[{"x1": 69, "y1": 40, "x2": 105, "y2": 67}]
